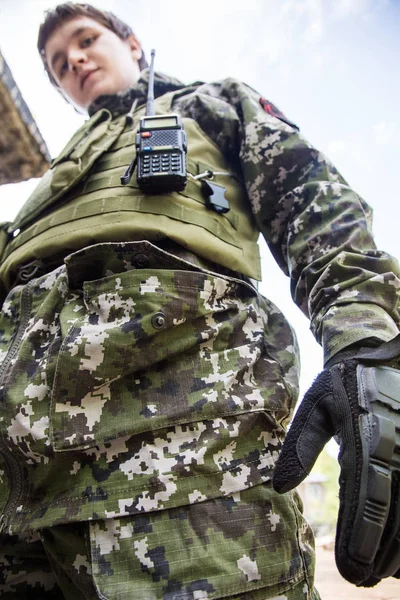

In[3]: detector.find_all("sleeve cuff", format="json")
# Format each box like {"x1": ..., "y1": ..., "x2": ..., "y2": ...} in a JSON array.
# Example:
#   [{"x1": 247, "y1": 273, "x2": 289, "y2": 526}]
[{"x1": 320, "y1": 302, "x2": 399, "y2": 364}]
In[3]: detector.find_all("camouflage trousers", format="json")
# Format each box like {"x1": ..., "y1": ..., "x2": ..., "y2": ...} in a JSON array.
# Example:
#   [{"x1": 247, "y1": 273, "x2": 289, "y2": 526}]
[
  {"x1": 0, "y1": 494, "x2": 321, "y2": 599},
  {"x1": 0, "y1": 241, "x2": 318, "y2": 599}
]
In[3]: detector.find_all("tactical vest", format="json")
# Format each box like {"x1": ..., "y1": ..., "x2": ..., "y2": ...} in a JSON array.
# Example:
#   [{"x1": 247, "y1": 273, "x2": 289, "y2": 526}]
[{"x1": 0, "y1": 92, "x2": 261, "y2": 294}]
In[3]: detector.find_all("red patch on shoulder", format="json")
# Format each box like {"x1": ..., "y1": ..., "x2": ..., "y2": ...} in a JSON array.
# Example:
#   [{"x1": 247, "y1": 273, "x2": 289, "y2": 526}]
[{"x1": 259, "y1": 98, "x2": 299, "y2": 130}]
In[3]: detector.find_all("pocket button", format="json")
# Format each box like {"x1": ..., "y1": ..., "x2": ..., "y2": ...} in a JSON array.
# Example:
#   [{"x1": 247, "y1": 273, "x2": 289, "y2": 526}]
[
  {"x1": 133, "y1": 253, "x2": 149, "y2": 268},
  {"x1": 151, "y1": 312, "x2": 166, "y2": 329}
]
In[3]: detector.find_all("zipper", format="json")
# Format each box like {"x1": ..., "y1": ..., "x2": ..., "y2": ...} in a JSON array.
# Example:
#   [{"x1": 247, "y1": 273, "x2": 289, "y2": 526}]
[{"x1": 0, "y1": 281, "x2": 34, "y2": 534}]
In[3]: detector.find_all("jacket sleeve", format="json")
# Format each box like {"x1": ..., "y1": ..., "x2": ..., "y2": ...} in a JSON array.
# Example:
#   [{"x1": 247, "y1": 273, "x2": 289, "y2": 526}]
[{"x1": 197, "y1": 78, "x2": 400, "y2": 363}]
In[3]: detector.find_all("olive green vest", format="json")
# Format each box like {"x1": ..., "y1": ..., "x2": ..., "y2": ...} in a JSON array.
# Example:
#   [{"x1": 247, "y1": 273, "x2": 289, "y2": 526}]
[{"x1": 0, "y1": 92, "x2": 261, "y2": 293}]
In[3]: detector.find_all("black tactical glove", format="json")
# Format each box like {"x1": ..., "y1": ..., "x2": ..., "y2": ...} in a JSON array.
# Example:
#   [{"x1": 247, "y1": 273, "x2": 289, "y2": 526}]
[{"x1": 273, "y1": 335, "x2": 400, "y2": 587}]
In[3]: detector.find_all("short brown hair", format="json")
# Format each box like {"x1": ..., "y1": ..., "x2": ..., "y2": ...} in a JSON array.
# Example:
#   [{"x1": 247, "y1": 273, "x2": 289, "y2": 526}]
[{"x1": 37, "y1": 2, "x2": 148, "y2": 86}]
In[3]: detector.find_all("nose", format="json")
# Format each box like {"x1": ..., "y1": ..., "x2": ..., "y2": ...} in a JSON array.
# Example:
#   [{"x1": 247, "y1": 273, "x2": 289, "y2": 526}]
[{"x1": 68, "y1": 48, "x2": 88, "y2": 72}]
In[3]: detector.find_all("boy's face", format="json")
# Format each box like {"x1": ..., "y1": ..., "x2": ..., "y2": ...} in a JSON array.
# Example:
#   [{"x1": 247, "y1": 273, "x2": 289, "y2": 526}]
[{"x1": 45, "y1": 16, "x2": 142, "y2": 111}]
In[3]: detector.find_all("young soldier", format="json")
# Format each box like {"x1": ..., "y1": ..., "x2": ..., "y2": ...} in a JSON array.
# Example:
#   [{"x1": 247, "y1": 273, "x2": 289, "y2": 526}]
[{"x1": 0, "y1": 3, "x2": 399, "y2": 598}]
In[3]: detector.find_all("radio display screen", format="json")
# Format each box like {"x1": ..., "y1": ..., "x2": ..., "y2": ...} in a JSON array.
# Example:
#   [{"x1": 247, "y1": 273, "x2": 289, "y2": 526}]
[{"x1": 143, "y1": 117, "x2": 178, "y2": 129}]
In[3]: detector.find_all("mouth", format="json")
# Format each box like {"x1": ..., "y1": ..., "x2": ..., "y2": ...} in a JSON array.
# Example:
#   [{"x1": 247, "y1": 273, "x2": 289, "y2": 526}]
[{"x1": 81, "y1": 69, "x2": 99, "y2": 90}]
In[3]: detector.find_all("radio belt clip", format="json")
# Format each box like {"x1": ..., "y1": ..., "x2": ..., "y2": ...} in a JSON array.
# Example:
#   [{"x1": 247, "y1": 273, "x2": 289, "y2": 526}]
[
  {"x1": 121, "y1": 157, "x2": 137, "y2": 185},
  {"x1": 202, "y1": 180, "x2": 230, "y2": 214}
]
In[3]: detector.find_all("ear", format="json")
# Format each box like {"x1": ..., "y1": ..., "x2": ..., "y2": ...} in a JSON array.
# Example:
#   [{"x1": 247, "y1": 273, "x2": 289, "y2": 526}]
[{"x1": 127, "y1": 34, "x2": 143, "y2": 61}]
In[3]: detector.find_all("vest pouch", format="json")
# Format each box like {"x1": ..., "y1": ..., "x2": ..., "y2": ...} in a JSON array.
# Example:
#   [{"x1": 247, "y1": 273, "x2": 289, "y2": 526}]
[{"x1": 10, "y1": 109, "x2": 125, "y2": 234}]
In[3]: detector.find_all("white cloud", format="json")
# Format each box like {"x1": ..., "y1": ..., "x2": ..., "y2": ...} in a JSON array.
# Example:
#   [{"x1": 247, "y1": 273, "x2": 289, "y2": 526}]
[
  {"x1": 331, "y1": 0, "x2": 390, "y2": 21},
  {"x1": 326, "y1": 140, "x2": 346, "y2": 154},
  {"x1": 282, "y1": 0, "x2": 324, "y2": 42},
  {"x1": 373, "y1": 121, "x2": 397, "y2": 146},
  {"x1": 332, "y1": 0, "x2": 372, "y2": 18},
  {"x1": 303, "y1": 0, "x2": 324, "y2": 42},
  {"x1": 280, "y1": 0, "x2": 390, "y2": 45},
  {"x1": 326, "y1": 139, "x2": 363, "y2": 162}
]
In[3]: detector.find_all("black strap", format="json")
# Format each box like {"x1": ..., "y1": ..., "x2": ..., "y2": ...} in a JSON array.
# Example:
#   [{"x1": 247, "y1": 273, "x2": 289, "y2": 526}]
[{"x1": 354, "y1": 334, "x2": 400, "y2": 362}]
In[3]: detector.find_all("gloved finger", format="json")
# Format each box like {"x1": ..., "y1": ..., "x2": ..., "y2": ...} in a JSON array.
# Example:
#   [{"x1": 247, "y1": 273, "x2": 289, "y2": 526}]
[{"x1": 273, "y1": 368, "x2": 338, "y2": 494}]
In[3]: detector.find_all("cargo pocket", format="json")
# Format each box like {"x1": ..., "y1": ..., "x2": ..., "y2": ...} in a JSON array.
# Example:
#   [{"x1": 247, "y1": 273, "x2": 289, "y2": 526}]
[
  {"x1": 49, "y1": 264, "x2": 242, "y2": 452},
  {"x1": 88, "y1": 484, "x2": 315, "y2": 600}
]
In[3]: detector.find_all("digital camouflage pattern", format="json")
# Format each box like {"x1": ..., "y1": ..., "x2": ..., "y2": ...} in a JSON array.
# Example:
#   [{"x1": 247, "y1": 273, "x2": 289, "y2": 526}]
[
  {"x1": 91, "y1": 72, "x2": 400, "y2": 363},
  {"x1": 0, "y1": 71, "x2": 399, "y2": 598},
  {"x1": 1, "y1": 488, "x2": 319, "y2": 599},
  {"x1": 171, "y1": 76, "x2": 400, "y2": 363},
  {"x1": 8, "y1": 71, "x2": 400, "y2": 363},
  {"x1": 0, "y1": 241, "x2": 314, "y2": 598},
  {"x1": 0, "y1": 240, "x2": 299, "y2": 523}
]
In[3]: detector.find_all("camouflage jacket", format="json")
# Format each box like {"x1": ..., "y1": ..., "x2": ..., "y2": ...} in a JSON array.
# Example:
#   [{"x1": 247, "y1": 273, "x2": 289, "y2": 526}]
[
  {"x1": 3, "y1": 71, "x2": 400, "y2": 362},
  {"x1": 87, "y1": 71, "x2": 400, "y2": 362},
  {"x1": 0, "y1": 72, "x2": 398, "y2": 598}
]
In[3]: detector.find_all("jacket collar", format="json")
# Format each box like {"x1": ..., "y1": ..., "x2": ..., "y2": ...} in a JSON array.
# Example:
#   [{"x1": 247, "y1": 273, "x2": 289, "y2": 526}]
[{"x1": 87, "y1": 70, "x2": 185, "y2": 117}]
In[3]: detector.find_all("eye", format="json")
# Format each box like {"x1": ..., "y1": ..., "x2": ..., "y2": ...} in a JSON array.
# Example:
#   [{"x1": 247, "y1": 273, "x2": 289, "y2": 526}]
[{"x1": 81, "y1": 35, "x2": 96, "y2": 48}]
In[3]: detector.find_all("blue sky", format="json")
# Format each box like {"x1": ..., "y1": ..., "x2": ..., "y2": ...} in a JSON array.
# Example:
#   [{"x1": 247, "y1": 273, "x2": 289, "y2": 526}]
[{"x1": 0, "y1": 0, "x2": 399, "y2": 395}]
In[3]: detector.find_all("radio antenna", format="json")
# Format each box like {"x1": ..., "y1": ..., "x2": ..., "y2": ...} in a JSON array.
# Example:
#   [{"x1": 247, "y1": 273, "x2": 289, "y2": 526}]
[{"x1": 146, "y1": 49, "x2": 156, "y2": 116}]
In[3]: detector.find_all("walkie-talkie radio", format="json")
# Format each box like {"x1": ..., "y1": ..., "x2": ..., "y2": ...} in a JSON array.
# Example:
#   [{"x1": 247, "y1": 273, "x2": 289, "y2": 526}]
[{"x1": 130, "y1": 49, "x2": 187, "y2": 193}]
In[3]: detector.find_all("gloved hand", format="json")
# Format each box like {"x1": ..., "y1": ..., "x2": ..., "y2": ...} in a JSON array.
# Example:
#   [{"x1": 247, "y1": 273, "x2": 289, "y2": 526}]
[{"x1": 273, "y1": 335, "x2": 400, "y2": 587}]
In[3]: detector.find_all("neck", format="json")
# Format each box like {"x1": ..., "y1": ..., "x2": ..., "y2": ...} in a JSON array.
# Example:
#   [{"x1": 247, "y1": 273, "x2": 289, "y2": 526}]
[{"x1": 87, "y1": 70, "x2": 185, "y2": 117}]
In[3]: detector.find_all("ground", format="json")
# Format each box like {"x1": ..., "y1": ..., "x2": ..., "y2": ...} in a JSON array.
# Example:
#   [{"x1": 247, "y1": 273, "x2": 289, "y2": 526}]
[{"x1": 315, "y1": 548, "x2": 399, "y2": 599}]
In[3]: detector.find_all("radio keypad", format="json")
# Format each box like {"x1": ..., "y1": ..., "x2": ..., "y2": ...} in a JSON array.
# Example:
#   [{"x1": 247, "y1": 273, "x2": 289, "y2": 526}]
[{"x1": 140, "y1": 152, "x2": 183, "y2": 177}]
